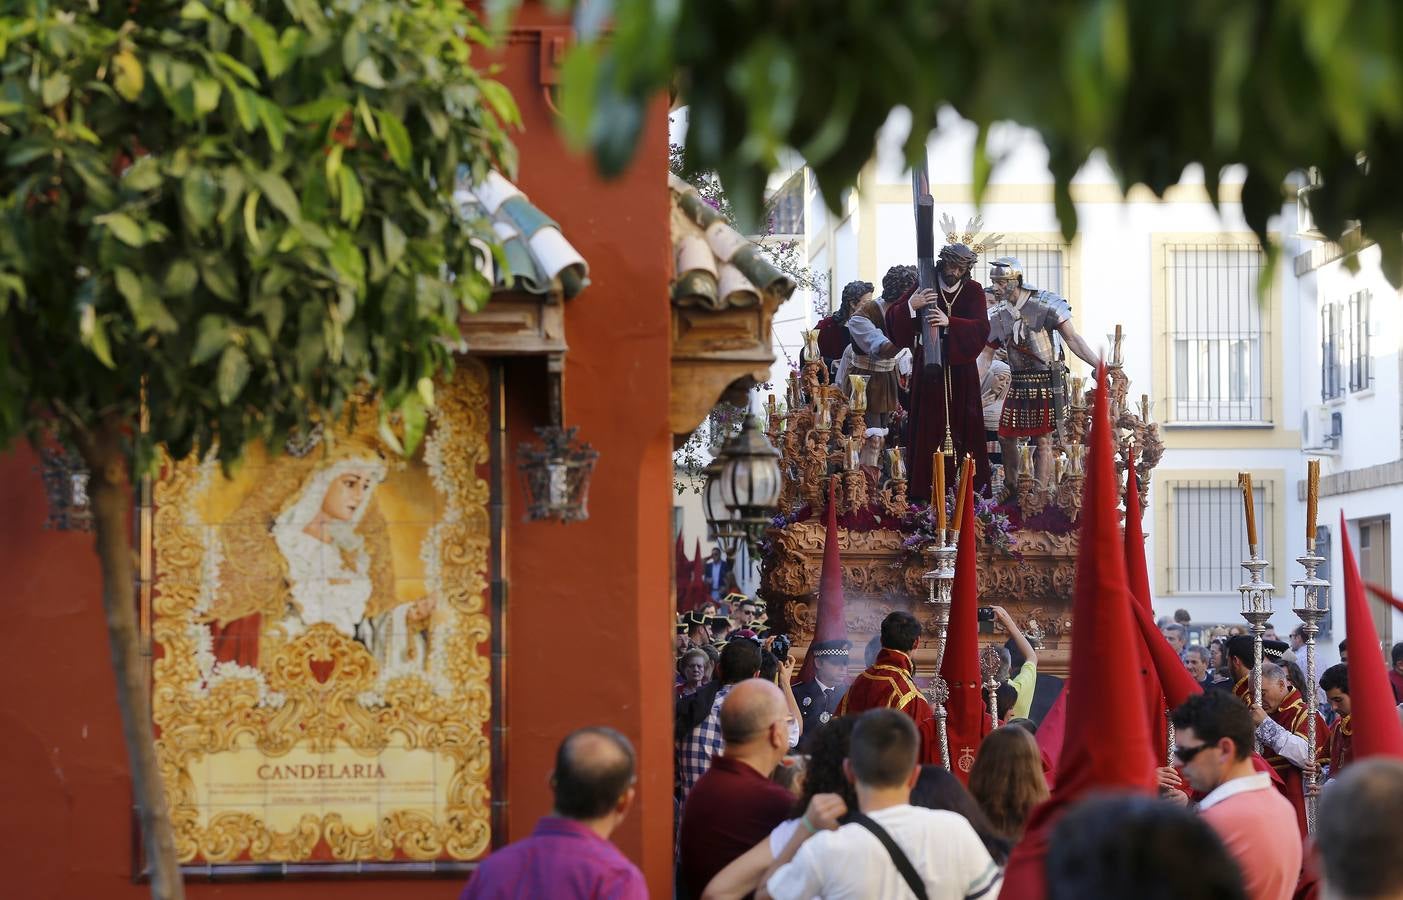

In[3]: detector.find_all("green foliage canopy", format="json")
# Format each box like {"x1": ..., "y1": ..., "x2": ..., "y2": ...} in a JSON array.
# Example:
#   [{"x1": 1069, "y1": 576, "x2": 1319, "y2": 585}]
[
  {"x1": 0, "y1": 0, "x2": 517, "y2": 467},
  {"x1": 562, "y1": 1, "x2": 1403, "y2": 283}
]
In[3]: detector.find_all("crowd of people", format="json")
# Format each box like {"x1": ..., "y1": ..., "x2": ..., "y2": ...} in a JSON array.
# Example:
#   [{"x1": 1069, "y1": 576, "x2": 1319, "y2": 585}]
[{"x1": 458, "y1": 632, "x2": 1403, "y2": 899}]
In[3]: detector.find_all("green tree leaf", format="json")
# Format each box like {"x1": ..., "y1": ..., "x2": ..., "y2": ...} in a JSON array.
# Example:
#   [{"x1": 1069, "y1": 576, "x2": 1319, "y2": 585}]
[
  {"x1": 94, "y1": 212, "x2": 147, "y2": 246},
  {"x1": 191, "y1": 315, "x2": 230, "y2": 364},
  {"x1": 377, "y1": 110, "x2": 412, "y2": 170},
  {"x1": 181, "y1": 167, "x2": 218, "y2": 229},
  {"x1": 216, "y1": 344, "x2": 250, "y2": 405},
  {"x1": 112, "y1": 50, "x2": 144, "y2": 101}
]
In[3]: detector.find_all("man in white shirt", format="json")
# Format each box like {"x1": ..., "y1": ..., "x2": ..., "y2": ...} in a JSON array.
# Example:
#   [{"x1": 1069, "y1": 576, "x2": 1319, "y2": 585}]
[{"x1": 760, "y1": 709, "x2": 1002, "y2": 900}]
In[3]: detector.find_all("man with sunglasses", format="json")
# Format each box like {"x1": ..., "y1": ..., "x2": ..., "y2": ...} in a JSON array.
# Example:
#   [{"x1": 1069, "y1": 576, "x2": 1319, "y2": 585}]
[{"x1": 1170, "y1": 692, "x2": 1301, "y2": 900}]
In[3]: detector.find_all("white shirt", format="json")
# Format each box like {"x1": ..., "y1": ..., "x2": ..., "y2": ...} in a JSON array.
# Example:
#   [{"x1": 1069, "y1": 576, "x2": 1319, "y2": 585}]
[
  {"x1": 847, "y1": 297, "x2": 896, "y2": 356},
  {"x1": 1196, "y1": 771, "x2": 1273, "y2": 812},
  {"x1": 767, "y1": 805, "x2": 1002, "y2": 900}
]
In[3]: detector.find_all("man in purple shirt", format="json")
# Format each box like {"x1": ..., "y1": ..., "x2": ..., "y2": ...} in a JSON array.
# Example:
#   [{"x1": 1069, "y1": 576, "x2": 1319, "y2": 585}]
[{"x1": 460, "y1": 726, "x2": 646, "y2": 900}]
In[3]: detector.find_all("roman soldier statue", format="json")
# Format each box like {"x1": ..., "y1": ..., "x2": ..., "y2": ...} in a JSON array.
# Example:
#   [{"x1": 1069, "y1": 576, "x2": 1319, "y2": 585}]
[{"x1": 981, "y1": 256, "x2": 1101, "y2": 490}]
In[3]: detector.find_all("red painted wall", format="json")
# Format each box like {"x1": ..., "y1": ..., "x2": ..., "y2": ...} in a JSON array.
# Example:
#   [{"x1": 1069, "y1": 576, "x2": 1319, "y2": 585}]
[{"x1": 0, "y1": 6, "x2": 674, "y2": 898}]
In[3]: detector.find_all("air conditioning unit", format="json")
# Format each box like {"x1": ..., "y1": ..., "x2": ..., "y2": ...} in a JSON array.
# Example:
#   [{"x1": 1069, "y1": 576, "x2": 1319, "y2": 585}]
[{"x1": 1302, "y1": 406, "x2": 1342, "y2": 454}]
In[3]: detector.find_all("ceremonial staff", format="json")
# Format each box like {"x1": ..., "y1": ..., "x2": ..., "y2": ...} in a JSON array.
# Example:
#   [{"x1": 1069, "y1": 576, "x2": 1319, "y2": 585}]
[
  {"x1": 1290, "y1": 459, "x2": 1328, "y2": 833},
  {"x1": 1237, "y1": 473, "x2": 1276, "y2": 744}
]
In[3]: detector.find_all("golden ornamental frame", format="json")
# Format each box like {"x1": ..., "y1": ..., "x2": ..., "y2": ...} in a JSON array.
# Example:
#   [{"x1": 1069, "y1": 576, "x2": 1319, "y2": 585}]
[{"x1": 147, "y1": 360, "x2": 493, "y2": 866}]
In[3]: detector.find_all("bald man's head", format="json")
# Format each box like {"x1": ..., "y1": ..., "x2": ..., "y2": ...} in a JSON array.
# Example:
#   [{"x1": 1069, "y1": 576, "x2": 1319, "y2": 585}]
[
  {"x1": 552, "y1": 727, "x2": 636, "y2": 820},
  {"x1": 719, "y1": 678, "x2": 786, "y2": 746}
]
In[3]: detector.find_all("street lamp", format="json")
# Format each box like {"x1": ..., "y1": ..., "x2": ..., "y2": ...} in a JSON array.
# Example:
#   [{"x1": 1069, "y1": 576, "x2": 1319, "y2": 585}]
[{"x1": 703, "y1": 414, "x2": 781, "y2": 554}]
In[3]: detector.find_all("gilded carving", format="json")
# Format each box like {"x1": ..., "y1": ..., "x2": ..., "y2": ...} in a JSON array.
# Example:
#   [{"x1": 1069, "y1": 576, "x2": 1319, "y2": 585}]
[{"x1": 151, "y1": 361, "x2": 492, "y2": 865}]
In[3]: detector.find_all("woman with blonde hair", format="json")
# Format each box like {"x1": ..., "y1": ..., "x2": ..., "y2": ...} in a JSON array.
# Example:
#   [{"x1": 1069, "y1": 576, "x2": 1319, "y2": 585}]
[{"x1": 969, "y1": 724, "x2": 1049, "y2": 843}]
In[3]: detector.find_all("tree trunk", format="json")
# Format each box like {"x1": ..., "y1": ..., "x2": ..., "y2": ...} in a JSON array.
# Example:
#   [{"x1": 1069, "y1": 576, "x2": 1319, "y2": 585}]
[{"x1": 78, "y1": 420, "x2": 184, "y2": 900}]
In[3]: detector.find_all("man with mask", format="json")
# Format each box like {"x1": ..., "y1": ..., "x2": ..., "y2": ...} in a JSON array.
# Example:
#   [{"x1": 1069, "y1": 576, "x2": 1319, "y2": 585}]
[{"x1": 980, "y1": 256, "x2": 1102, "y2": 494}]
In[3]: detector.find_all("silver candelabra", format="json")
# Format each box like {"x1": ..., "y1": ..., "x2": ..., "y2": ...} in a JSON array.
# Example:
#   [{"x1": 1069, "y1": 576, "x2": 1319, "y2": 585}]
[
  {"x1": 922, "y1": 535, "x2": 956, "y2": 770},
  {"x1": 1290, "y1": 540, "x2": 1329, "y2": 835}
]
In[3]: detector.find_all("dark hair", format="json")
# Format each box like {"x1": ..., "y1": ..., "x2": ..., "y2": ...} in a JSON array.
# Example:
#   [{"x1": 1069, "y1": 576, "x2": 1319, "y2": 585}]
[
  {"x1": 794, "y1": 716, "x2": 858, "y2": 817},
  {"x1": 836, "y1": 280, "x2": 874, "y2": 323},
  {"x1": 1007, "y1": 717, "x2": 1038, "y2": 736},
  {"x1": 1393, "y1": 642, "x2": 1403, "y2": 666},
  {"x1": 881, "y1": 265, "x2": 917, "y2": 302},
  {"x1": 1283, "y1": 660, "x2": 1309, "y2": 701},
  {"x1": 996, "y1": 682, "x2": 1018, "y2": 720},
  {"x1": 850, "y1": 709, "x2": 919, "y2": 788},
  {"x1": 718, "y1": 639, "x2": 763, "y2": 684},
  {"x1": 1170, "y1": 691, "x2": 1254, "y2": 761},
  {"x1": 1339, "y1": 639, "x2": 1348, "y2": 655},
  {"x1": 1320, "y1": 663, "x2": 1350, "y2": 695},
  {"x1": 880, "y1": 611, "x2": 921, "y2": 654},
  {"x1": 1317, "y1": 759, "x2": 1403, "y2": 900},
  {"x1": 969, "y1": 725, "x2": 1048, "y2": 843},
  {"x1": 1047, "y1": 794, "x2": 1246, "y2": 900},
  {"x1": 911, "y1": 765, "x2": 1011, "y2": 864},
  {"x1": 1174, "y1": 608, "x2": 1192, "y2": 625},
  {"x1": 758, "y1": 648, "x2": 779, "y2": 684},
  {"x1": 1003, "y1": 638, "x2": 1026, "y2": 673},
  {"x1": 552, "y1": 727, "x2": 636, "y2": 820}
]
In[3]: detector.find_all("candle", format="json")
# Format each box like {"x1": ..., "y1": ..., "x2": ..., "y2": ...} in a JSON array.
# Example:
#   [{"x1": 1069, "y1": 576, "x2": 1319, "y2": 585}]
[
  {"x1": 1239, "y1": 472, "x2": 1258, "y2": 548},
  {"x1": 888, "y1": 449, "x2": 905, "y2": 481},
  {"x1": 849, "y1": 374, "x2": 870, "y2": 414},
  {"x1": 1140, "y1": 393, "x2": 1150, "y2": 422},
  {"x1": 952, "y1": 456, "x2": 974, "y2": 533},
  {"x1": 802, "y1": 329, "x2": 821, "y2": 361},
  {"x1": 1113, "y1": 324, "x2": 1123, "y2": 366},
  {"x1": 1071, "y1": 377, "x2": 1084, "y2": 408},
  {"x1": 815, "y1": 401, "x2": 832, "y2": 430},
  {"x1": 933, "y1": 451, "x2": 947, "y2": 532},
  {"x1": 1306, "y1": 459, "x2": 1320, "y2": 544}
]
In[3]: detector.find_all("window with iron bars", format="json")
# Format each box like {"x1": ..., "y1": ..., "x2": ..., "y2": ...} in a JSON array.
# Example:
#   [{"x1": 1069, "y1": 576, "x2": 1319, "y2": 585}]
[
  {"x1": 1321, "y1": 301, "x2": 1344, "y2": 401},
  {"x1": 1348, "y1": 289, "x2": 1374, "y2": 392},
  {"x1": 1166, "y1": 479, "x2": 1274, "y2": 593},
  {"x1": 1164, "y1": 244, "x2": 1269, "y2": 424},
  {"x1": 973, "y1": 243, "x2": 1070, "y2": 297}
]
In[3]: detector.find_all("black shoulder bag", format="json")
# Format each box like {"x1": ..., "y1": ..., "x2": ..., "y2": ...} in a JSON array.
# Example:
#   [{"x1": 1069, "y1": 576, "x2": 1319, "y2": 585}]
[{"x1": 843, "y1": 811, "x2": 929, "y2": 900}]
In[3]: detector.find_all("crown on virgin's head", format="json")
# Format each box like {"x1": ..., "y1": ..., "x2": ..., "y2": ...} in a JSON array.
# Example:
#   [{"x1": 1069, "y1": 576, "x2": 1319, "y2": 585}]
[{"x1": 284, "y1": 396, "x2": 403, "y2": 471}]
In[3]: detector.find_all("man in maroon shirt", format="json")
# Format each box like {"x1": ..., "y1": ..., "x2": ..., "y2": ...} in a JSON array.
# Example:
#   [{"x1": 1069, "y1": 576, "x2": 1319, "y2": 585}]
[
  {"x1": 1389, "y1": 642, "x2": 1403, "y2": 704},
  {"x1": 677, "y1": 678, "x2": 796, "y2": 900},
  {"x1": 460, "y1": 727, "x2": 646, "y2": 900}
]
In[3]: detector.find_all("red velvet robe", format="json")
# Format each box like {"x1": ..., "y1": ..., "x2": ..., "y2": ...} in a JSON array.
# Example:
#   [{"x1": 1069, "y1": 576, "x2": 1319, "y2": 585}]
[
  {"x1": 1234, "y1": 676, "x2": 1328, "y2": 837},
  {"x1": 1328, "y1": 713, "x2": 1353, "y2": 779},
  {"x1": 886, "y1": 277, "x2": 991, "y2": 500},
  {"x1": 836, "y1": 649, "x2": 938, "y2": 763},
  {"x1": 814, "y1": 315, "x2": 851, "y2": 365}
]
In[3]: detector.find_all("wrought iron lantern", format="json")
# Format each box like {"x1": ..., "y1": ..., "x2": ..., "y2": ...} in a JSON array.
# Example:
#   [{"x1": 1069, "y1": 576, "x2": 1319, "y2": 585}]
[
  {"x1": 37, "y1": 438, "x2": 94, "y2": 532},
  {"x1": 702, "y1": 414, "x2": 782, "y2": 554},
  {"x1": 517, "y1": 426, "x2": 599, "y2": 523}
]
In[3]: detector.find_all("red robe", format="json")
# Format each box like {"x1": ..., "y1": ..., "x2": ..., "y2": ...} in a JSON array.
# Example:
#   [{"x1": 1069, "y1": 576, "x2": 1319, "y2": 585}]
[
  {"x1": 814, "y1": 315, "x2": 851, "y2": 365},
  {"x1": 1328, "y1": 713, "x2": 1353, "y2": 779},
  {"x1": 886, "y1": 277, "x2": 991, "y2": 500},
  {"x1": 1234, "y1": 676, "x2": 1328, "y2": 837},
  {"x1": 836, "y1": 649, "x2": 938, "y2": 762}
]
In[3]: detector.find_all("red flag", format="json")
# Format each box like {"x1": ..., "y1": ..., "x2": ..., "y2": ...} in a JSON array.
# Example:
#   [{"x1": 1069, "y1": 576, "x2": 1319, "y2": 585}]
[
  {"x1": 942, "y1": 471, "x2": 991, "y2": 782},
  {"x1": 1035, "y1": 688, "x2": 1068, "y2": 790},
  {"x1": 1124, "y1": 463, "x2": 1169, "y2": 759},
  {"x1": 798, "y1": 477, "x2": 848, "y2": 683},
  {"x1": 1341, "y1": 523, "x2": 1403, "y2": 759},
  {"x1": 1129, "y1": 592, "x2": 1204, "y2": 711},
  {"x1": 1001, "y1": 368, "x2": 1158, "y2": 900}
]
